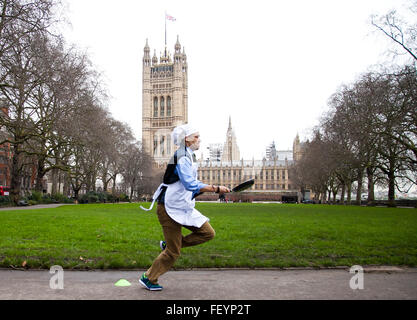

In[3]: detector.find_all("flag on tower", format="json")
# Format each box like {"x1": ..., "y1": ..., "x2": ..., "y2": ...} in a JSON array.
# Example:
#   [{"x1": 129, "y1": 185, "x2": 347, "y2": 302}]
[{"x1": 166, "y1": 13, "x2": 176, "y2": 21}]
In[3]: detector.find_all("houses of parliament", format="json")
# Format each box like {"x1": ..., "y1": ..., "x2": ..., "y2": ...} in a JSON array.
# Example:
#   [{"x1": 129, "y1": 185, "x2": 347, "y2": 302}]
[{"x1": 142, "y1": 37, "x2": 303, "y2": 201}]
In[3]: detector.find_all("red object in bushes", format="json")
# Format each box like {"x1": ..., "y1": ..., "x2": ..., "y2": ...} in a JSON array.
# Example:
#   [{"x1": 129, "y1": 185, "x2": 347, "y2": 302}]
[{"x1": 0, "y1": 186, "x2": 10, "y2": 196}]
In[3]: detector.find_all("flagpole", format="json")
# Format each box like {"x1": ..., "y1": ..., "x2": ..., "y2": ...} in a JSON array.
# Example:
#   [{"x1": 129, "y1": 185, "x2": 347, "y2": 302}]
[{"x1": 164, "y1": 11, "x2": 167, "y2": 47}]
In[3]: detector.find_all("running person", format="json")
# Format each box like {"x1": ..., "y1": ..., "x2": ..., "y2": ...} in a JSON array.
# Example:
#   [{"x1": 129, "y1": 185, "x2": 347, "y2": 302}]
[{"x1": 139, "y1": 124, "x2": 230, "y2": 290}]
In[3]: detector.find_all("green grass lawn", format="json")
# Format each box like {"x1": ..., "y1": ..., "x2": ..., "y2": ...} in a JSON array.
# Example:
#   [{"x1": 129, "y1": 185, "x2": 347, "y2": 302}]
[{"x1": 0, "y1": 203, "x2": 416, "y2": 269}]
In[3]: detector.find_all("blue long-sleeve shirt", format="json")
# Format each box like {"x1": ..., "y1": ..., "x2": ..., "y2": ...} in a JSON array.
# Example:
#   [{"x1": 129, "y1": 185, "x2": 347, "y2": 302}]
[
  {"x1": 175, "y1": 147, "x2": 207, "y2": 198},
  {"x1": 158, "y1": 147, "x2": 208, "y2": 204}
]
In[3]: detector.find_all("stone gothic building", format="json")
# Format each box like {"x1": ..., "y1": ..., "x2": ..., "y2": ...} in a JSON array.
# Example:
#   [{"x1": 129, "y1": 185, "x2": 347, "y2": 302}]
[
  {"x1": 141, "y1": 36, "x2": 188, "y2": 166},
  {"x1": 197, "y1": 118, "x2": 301, "y2": 197}
]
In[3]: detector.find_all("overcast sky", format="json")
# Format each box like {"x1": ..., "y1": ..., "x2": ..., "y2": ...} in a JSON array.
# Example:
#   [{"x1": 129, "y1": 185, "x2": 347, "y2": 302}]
[{"x1": 62, "y1": 0, "x2": 410, "y2": 160}]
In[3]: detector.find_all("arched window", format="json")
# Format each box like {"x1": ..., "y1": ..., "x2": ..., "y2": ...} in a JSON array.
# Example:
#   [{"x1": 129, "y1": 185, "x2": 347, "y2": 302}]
[
  {"x1": 160, "y1": 135, "x2": 165, "y2": 156},
  {"x1": 160, "y1": 96, "x2": 165, "y2": 117},
  {"x1": 167, "y1": 134, "x2": 171, "y2": 155},
  {"x1": 153, "y1": 135, "x2": 158, "y2": 156},
  {"x1": 153, "y1": 97, "x2": 158, "y2": 117},
  {"x1": 167, "y1": 96, "x2": 172, "y2": 116}
]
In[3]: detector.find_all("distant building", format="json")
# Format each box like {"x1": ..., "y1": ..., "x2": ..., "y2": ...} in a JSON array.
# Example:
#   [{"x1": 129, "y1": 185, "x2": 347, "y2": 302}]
[
  {"x1": 198, "y1": 118, "x2": 299, "y2": 200},
  {"x1": 221, "y1": 116, "x2": 240, "y2": 162},
  {"x1": 207, "y1": 143, "x2": 223, "y2": 162},
  {"x1": 293, "y1": 133, "x2": 306, "y2": 162},
  {"x1": 0, "y1": 104, "x2": 41, "y2": 194},
  {"x1": 266, "y1": 141, "x2": 277, "y2": 161},
  {"x1": 0, "y1": 142, "x2": 11, "y2": 188}
]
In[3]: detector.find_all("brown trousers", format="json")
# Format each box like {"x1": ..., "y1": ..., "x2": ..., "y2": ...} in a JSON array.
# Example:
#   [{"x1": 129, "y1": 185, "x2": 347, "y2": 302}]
[{"x1": 146, "y1": 204, "x2": 215, "y2": 284}]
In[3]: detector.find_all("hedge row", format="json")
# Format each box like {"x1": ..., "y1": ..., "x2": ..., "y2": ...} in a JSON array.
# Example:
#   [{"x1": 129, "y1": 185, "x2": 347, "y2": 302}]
[{"x1": 0, "y1": 191, "x2": 130, "y2": 206}]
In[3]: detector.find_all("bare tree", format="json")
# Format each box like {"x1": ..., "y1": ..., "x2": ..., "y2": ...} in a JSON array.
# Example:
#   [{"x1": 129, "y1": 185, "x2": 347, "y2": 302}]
[
  {"x1": 384, "y1": 65, "x2": 417, "y2": 173},
  {"x1": 371, "y1": 1, "x2": 417, "y2": 61},
  {"x1": 291, "y1": 130, "x2": 339, "y2": 203},
  {"x1": 99, "y1": 118, "x2": 135, "y2": 194},
  {"x1": 0, "y1": 0, "x2": 61, "y2": 87},
  {"x1": 370, "y1": 68, "x2": 415, "y2": 206},
  {"x1": 62, "y1": 98, "x2": 105, "y2": 200},
  {"x1": 0, "y1": 31, "x2": 51, "y2": 203},
  {"x1": 0, "y1": 0, "x2": 62, "y2": 203},
  {"x1": 120, "y1": 142, "x2": 153, "y2": 200}
]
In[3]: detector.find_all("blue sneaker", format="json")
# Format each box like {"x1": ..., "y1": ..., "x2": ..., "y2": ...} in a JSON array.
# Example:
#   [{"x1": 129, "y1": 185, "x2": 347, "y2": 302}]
[
  {"x1": 139, "y1": 273, "x2": 163, "y2": 291},
  {"x1": 160, "y1": 240, "x2": 167, "y2": 251}
]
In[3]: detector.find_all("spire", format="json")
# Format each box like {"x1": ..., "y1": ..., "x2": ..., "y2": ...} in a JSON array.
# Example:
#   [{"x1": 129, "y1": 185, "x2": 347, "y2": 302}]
[
  {"x1": 175, "y1": 35, "x2": 181, "y2": 52},
  {"x1": 143, "y1": 39, "x2": 150, "y2": 66},
  {"x1": 222, "y1": 116, "x2": 240, "y2": 162},
  {"x1": 182, "y1": 47, "x2": 187, "y2": 61},
  {"x1": 144, "y1": 38, "x2": 150, "y2": 52},
  {"x1": 160, "y1": 45, "x2": 171, "y2": 64},
  {"x1": 174, "y1": 35, "x2": 183, "y2": 65},
  {"x1": 152, "y1": 49, "x2": 157, "y2": 65}
]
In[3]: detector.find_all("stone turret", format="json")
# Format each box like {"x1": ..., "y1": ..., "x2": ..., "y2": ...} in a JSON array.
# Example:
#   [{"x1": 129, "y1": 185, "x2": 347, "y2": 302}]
[{"x1": 221, "y1": 116, "x2": 240, "y2": 163}]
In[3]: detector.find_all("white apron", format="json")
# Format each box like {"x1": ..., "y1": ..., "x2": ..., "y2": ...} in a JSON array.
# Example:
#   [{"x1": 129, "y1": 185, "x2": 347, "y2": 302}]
[{"x1": 140, "y1": 149, "x2": 208, "y2": 228}]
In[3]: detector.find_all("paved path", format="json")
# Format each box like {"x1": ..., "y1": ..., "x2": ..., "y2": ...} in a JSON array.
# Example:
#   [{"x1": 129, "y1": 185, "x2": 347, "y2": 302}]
[
  {"x1": 0, "y1": 204, "x2": 75, "y2": 211},
  {"x1": 0, "y1": 267, "x2": 416, "y2": 300}
]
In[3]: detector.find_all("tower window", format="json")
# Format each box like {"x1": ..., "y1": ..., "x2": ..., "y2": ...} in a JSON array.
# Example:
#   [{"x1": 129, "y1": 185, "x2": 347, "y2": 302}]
[
  {"x1": 160, "y1": 135, "x2": 165, "y2": 156},
  {"x1": 160, "y1": 97, "x2": 165, "y2": 117},
  {"x1": 167, "y1": 134, "x2": 171, "y2": 155},
  {"x1": 153, "y1": 97, "x2": 158, "y2": 117},
  {"x1": 153, "y1": 135, "x2": 158, "y2": 156},
  {"x1": 167, "y1": 96, "x2": 171, "y2": 116}
]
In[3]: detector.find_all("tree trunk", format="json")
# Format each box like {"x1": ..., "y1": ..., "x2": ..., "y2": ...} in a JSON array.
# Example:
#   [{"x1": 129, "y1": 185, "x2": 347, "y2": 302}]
[
  {"x1": 51, "y1": 168, "x2": 57, "y2": 195},
  {"x1": 57, "y1": 170, "x2": 62, "y2": 194},
  {"x1": 340, "y1": 183, "x2": 346, "y2": 205},
  {"x1": 356, "y1": 169, "x2": 363, "y2": 205},
  {"x1": 346, "y1": 182, "x2": 352, "y2": 205},
  {"x1": 102, "y1": 175, "x2": 108, "y2": 193},
  {"x1": 10, "y1": 145, "x2": 22, "y2": 205},
  {"x1": 387, "y1": 162, "x2": 396, "y2": 207},
  {"x1": 35, "y1": 155, "x2": 47, "y2": 193},
  {"x1": 91, "y1": 173, "x2": 96, "y2": 192},
  {"x1": 112, "y1": 174, "x2": 117, "y2": 194},
  {"x1": 85, "y1": 173, "x2": 91, "y2": 192},
  {"x1": 300, "y1": 186, "x2": 305, "y2": 201},
  {"x1": 366, "y1": 167, "x2": 375, "y2": 206},
  {"x1": 63, "y1": 172, "x2": 70, "y2": 197},
  {"x1": 321, "y1": 189, "x2": 327, "y2": 203},
  {"x1": 129, "y1": 186, "x2": 134, "y2": 201}
]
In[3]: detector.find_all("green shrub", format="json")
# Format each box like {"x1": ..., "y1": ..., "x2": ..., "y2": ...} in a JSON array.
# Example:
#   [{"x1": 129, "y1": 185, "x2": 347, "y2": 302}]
[
  {"x1": 80, "y1": 192, "x2": 102, "y2": 204},
  {"x1": 64, "y1": 197, "x2": 75, "y2": 204},
  {"x1": 42, "y1": 194, "x2": 53, "y2": 204},
  {"x1": 0, "y1": 195, "x2": 10, "y2": 203},
  {"x1": 52, "y1": 193, "x2": 66, "y2": 203},
  {"x1": 88, "y1": 194, "x2": 99, "y2": 203},
  {"x1": 97, "y1": 192, "x2": 107, "y2": 203},
  {"x1": 79, "y1": 194, "x2": 88, "y2": 204},
  {"x1": 78, "y1": 191, "x2": 130, "y2": 204},
  {"x1": 119, "y1": 193, "x2": 129, "y2": 202},
  {"x1": 107, "y1": 193, "x2": 115, "y2": 202},
  {"x1": 28, "y1": 200, "x2": 38, "y2": 205},
  {"x1": 29, "y1": 191, "x2": 42, "y2": 202}
]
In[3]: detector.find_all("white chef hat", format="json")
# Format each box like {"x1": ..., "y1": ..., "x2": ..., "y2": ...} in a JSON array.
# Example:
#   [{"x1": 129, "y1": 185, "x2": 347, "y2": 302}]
[{"x1": 171, "y1": 123, "x2": 198, "y2": 146}]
